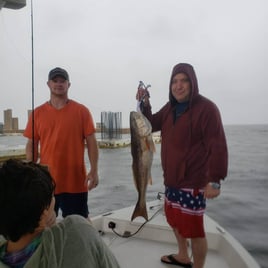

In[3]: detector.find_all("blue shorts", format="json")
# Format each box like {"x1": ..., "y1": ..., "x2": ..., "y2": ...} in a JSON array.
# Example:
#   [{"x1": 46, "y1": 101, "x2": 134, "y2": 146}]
[{"x1": 54, "y1": 192, "x2": 89, "y2": 218}]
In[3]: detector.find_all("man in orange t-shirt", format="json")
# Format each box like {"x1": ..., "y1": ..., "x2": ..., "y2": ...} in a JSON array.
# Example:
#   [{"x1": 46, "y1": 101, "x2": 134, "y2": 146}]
[{"x1": 24, "y1": 67, "x2": 99, "y2": 218}]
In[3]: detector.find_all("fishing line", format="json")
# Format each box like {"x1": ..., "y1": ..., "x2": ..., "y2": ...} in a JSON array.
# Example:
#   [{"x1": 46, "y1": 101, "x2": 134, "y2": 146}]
[
  {"x1": 108, "y1": 192, "x2": 165, "y2": 239},
  {"x1": 109, "y1": 204, "x2": 163, "y2": 238}
]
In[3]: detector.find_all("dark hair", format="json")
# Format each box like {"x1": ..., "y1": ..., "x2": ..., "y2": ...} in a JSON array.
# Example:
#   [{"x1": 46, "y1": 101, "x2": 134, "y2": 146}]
[{"x1": 0, "y1": 159, "x2": 56, "y2": 242}]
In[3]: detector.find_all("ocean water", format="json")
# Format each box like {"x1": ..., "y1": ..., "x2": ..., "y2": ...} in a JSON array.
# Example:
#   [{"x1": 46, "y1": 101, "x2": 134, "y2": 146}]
[{"x1": 0, "y1": 125, "x2": 267, "y2": 268}]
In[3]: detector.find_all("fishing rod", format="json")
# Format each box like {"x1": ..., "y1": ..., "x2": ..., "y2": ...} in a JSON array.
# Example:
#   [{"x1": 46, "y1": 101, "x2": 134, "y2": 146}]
[{"x1": 30, "y1": 0, "x2": 35, "y2": 161}]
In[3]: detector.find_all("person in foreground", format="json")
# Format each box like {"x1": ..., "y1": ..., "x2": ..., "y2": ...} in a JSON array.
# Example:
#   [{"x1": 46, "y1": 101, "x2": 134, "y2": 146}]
[
  {"x1": 24, "y1": 67, "x2": 99, "y2": 219},
  {"x1": 0, "y1": 159, "x2": 120, "y2": 268},
  {"x1": 136, "y1": 63, "x2": 228, "y2": 268}
]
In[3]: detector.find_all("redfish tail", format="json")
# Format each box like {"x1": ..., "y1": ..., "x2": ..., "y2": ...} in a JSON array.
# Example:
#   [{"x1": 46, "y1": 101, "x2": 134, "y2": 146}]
[{"x1": 131, "y1": 202, "x2": 148, "y2": 221}]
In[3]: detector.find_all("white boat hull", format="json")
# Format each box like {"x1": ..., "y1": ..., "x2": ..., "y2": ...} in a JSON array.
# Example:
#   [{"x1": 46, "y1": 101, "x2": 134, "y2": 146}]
[{"x1": 91, "y1": 199, "x2": 260, "y2": 268}]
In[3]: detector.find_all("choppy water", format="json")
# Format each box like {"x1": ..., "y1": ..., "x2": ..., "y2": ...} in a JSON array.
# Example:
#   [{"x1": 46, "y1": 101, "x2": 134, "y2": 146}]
[{"x1": 1, "y1": 125, "x2": 267, "y2": 268}]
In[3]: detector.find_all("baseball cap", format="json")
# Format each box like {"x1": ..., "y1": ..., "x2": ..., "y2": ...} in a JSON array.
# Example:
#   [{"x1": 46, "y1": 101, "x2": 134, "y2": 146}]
[{"x1": 48, "y1": 67, "x2": 69, "y2": 81}]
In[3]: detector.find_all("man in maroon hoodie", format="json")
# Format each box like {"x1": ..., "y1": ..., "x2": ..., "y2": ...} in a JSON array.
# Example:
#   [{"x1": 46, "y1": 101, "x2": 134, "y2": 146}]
[{"x1": 137, "y1": 63, "x2": 228, "y2": 268}]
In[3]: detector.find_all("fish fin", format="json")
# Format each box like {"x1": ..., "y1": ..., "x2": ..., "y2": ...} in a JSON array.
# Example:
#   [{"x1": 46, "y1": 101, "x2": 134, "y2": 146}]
[
  {"x1": 148, "y1": 138, "x2": 156, "y2": 153},
  {"x1": 148, "y1": 176, "x2": 153, "y2": 185},
  {"x1": 131, "y1": 203, "x2": 148, "y2": 221},
  {"x1": 145, "y1": 138, "x2": 151, "y2": 151},
  {"x1": 133, "y1": 179, "x2": 138, "y2": 190},
  {"x1": 143, "y1": 137, "x2": 156, "y2": 153}
]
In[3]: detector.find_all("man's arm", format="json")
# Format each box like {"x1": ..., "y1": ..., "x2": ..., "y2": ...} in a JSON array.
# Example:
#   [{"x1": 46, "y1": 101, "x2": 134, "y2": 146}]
[
  {"x1": 85, "y1": 133, "x2": 99, "y2": 191},
  {"x1": 25, "y1": 139, "x2": 39, "y2": 162}
]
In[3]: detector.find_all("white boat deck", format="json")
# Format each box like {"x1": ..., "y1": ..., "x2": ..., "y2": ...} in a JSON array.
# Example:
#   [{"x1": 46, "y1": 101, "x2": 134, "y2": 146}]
[
  {"x1": 101, "y1": 233, "x2": 228, "y2": 268},
  {"x1": 92, "y1": 200, "x2": 260, "y2": 268}
]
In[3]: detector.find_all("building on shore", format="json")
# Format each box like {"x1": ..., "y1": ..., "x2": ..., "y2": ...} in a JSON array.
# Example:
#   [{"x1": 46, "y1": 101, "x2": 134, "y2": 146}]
[
  {"x1": 2, "y1": 109, "x2": 19, "y2": 133},
  {"x1": 3, "y1": 109, "x2": 12, "y2": 131}
]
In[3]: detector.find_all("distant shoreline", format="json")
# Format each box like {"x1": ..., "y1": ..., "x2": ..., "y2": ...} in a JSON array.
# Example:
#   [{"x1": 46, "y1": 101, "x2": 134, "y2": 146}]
[
  {"x1": 0, "y1": 134, "x2": 161, "y2": 163},
  {"x1": 0, "y1": 127, "x2": 130, "y2": 135},
  {"x1": 1, "y1": 124, "x2": 268, "y2": 136}
]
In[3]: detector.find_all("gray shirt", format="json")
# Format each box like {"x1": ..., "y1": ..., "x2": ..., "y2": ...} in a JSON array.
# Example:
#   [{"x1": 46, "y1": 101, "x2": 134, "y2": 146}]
[{"x1": 0, "y1": 215, "x2": 120, "y2": 268}]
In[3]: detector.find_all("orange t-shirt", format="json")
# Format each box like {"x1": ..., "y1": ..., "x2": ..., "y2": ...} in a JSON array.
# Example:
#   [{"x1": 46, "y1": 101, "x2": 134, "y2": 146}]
[{"x1": 24, "y1": 100, "x2": 95, "y2": 194}]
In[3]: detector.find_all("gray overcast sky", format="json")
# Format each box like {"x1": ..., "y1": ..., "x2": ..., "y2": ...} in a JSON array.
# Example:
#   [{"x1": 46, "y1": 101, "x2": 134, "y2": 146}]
[{"x1": 0, "y1": 0, "x2": 267, "y2": 128}]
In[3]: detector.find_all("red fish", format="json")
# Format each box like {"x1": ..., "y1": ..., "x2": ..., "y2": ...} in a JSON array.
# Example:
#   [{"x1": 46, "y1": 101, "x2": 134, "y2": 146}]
[{"x1": 130, "y1": 111, "x2": 155, "y2": 221}]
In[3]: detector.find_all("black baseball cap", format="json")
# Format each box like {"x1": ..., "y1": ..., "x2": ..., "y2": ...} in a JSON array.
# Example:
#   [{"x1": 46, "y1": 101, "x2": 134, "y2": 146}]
[{"x1": 48, "y1": 67, "x2": 69, "y2": 81}]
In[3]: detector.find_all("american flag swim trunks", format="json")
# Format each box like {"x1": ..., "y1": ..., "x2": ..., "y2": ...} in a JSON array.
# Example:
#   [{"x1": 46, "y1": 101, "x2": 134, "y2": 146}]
[{"x1": 164, "y1": 187, "x2": 206, "y2": 238}]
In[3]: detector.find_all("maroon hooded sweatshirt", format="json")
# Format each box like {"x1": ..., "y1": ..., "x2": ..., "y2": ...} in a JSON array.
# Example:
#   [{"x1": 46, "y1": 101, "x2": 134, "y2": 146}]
[{"x1": 143, "y1": 63, "x2": 228, "y2": 189}]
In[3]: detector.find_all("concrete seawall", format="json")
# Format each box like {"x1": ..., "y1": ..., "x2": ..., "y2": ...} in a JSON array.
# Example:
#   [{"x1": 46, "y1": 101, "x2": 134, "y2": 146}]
[
  {"x1": 0, "y1": 148, "x2": 26, "y2": 163},
  {"x1": 0, "y1": 135, "x2": 161, "y2": 163}
]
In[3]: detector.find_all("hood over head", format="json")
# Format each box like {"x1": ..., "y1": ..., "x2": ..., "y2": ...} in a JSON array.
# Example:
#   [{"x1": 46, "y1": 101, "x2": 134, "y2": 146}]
[{"x1": 169, "y1": 63, "x2": 199, "y2": 106}]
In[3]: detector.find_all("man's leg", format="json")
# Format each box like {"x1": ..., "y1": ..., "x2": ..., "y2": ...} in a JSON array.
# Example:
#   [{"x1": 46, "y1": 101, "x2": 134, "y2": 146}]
[
  {"x1": 174, "y1": 228, "x2": 192, "y2": 262},
  {"x1": 191, "y1": 237, "x2": 207, "y2": 268},
  {"x1": 161, "y1": 228, "x2": 192, "y2": 264},
  {"x1": 54, "y1": 193, "x2": 61, "y2": 217},
  {"x1": 61, "y1": 192, "x2": 89, "y2": 218}
]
